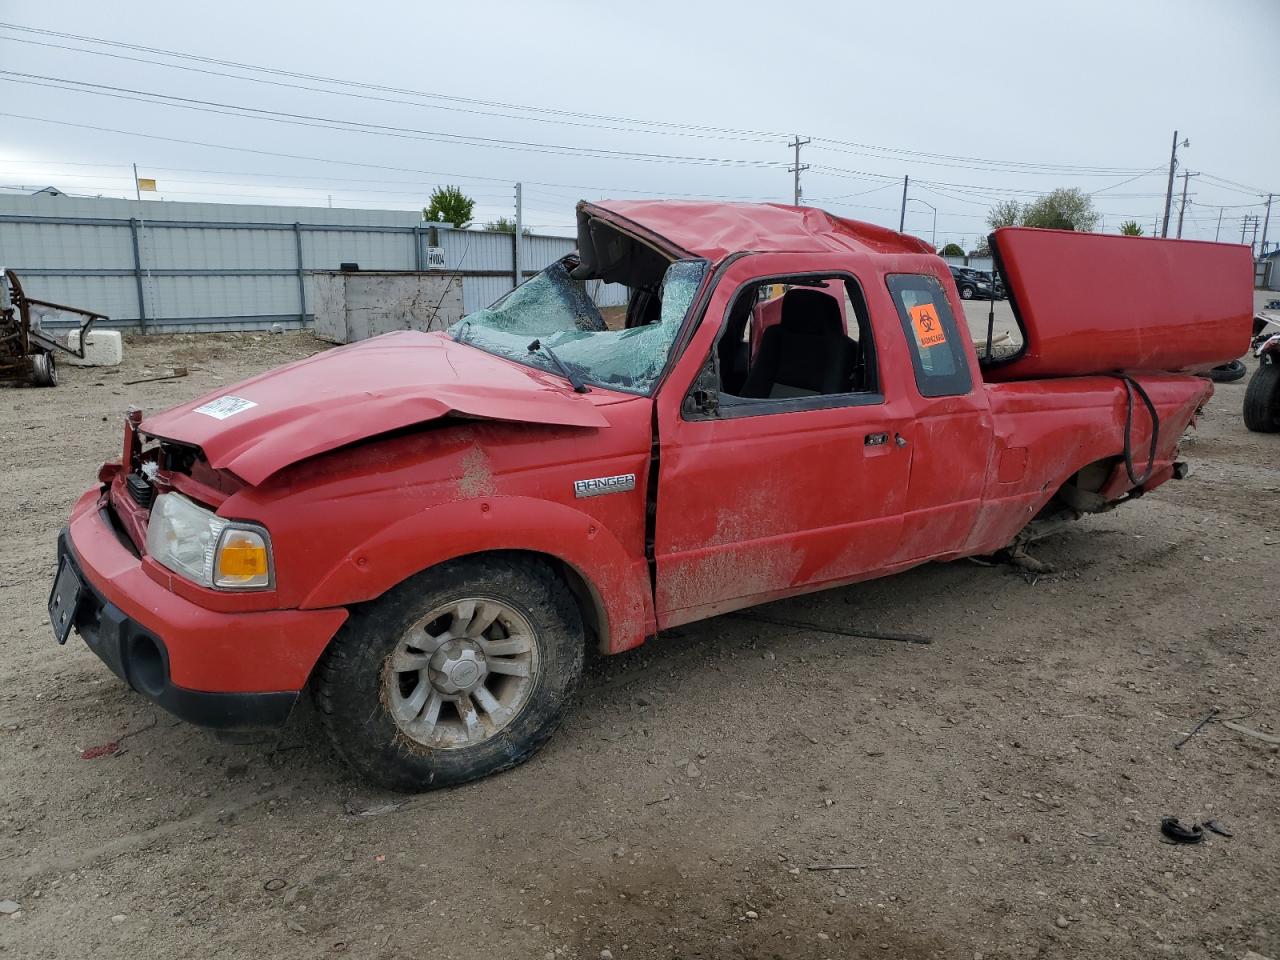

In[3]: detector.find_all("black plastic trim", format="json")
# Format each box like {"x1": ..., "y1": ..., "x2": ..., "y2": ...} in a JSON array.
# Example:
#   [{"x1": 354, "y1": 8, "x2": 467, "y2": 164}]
[
  {"x1": 55, "y1": 529, "x2": 297, "y2": 731},
  {"x1": 713, "y1": 390, "x2": 887, "y2": 420}
]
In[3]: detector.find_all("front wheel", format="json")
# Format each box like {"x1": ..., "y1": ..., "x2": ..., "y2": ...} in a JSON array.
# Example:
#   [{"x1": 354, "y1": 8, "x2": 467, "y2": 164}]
[
  {"x1": 315, "y1": 556, "x2": 584, "y2": 790},
  {"x1": 1244, "y1": 361, "x2": 1280, "y2": 432},
  {"x1": 959, "y1": 284, "x2": 975, "y2": 300}
]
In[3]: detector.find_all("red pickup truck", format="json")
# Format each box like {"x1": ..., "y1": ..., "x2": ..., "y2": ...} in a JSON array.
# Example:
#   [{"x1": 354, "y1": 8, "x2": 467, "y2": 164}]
[{"x1": 49, "y1": 201, "x2": 1252, "y2": 789}]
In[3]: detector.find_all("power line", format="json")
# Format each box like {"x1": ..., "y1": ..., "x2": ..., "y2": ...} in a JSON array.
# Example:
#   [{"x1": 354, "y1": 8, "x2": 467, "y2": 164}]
[
  {"x1": 0, "y1": 71, "x2": 791, "y2": 170},
  {"x1": 0, "y1": 119, "x2": 814, "y2": 209},
  {"x1": 0, "y1": 20, "x2": 1212, "y2": 182},
  {"x1": 0, "y1": 31, "x2": 783, "y2": 146},
  {"x1": 0, "y1": 22, "x2": 785, "y2": 140},
  {"x1": 1200, "y1": 171, "x2": 1267, "y2": 194},
  {"x1": 811, "y1": 140, "x2": 1149, "y2": 177},
  {"x1": 811, "y1": 136, "x2": 1148, "y2": 175}
]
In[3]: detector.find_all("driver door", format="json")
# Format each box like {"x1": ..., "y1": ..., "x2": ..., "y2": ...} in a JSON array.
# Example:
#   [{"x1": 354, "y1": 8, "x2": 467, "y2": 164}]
[{"x1": 651, "y1": 254, "x2": 914, "y2": 627}]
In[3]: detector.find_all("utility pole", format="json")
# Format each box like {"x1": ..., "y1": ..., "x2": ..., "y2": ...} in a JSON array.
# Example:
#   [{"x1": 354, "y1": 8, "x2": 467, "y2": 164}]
[
  {"x1": 898, "y1": 175, "x2": 909, "y2": 232},
  {"x1": 132, "y1": 162, "x2": 141, "y2": 202},
  {"x1": 787, "y1": 136, "x2": 809, "y2": 206},
  {"x1": 1161, "y1": 131, "x2": 1188, "y2": 238},
  {"x1": 1249, "y1": 216, "x2": 1260, "y2": 255},
  {"x1": 1175, "y1": 170, "x2": 1198, "y2": 239},
  {"x1": 1262, "y1": 193, "x2": 1274, "y2": 255},
  {"x1": 1241, "y1": 214, "x2": 1259, "y2": 248},
  {"x1": 513, "y1": 182, "x2": 524, "y2": 286},
  {"x1": 1215, "y1": 206, "x2": 1224, "y2": 242}
]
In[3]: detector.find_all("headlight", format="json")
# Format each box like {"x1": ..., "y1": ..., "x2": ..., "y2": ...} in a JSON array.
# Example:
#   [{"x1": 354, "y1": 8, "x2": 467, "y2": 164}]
[{"x1": 145, "y1": 492, "x2": 273, "y2": 590}]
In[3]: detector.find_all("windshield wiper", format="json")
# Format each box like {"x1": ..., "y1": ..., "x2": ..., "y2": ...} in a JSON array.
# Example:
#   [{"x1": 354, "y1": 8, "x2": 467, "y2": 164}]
[
  {"x1": 452, "y1": 319, "x2": 471, "y2": 344},
  {"x1": 528, "y1": 338, "x2": 590, "y2": 393}
]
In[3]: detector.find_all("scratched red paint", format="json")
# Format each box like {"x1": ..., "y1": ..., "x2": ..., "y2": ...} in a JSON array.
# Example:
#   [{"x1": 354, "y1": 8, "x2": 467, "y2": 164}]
[{"x1": 58, "y1": 201, "x2": 1248, "y2": 723}]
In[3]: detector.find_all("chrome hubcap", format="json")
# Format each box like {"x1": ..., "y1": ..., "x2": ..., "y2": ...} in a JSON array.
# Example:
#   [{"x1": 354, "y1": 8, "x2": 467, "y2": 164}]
[{"x1": 384, "y1": 598, "x2": 538, "y2": 749}]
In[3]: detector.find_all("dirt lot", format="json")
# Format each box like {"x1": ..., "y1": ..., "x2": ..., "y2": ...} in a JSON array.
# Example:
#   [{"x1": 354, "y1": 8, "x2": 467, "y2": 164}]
[{"x1": 1, "y1": 323, "x2": 1277, "y2": 960}]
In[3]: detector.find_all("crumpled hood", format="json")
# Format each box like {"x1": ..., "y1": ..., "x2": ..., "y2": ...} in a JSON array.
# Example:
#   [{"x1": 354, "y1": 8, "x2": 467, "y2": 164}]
[{"x1": 142, "y1": 331, "x2": 611, "y2": 485}]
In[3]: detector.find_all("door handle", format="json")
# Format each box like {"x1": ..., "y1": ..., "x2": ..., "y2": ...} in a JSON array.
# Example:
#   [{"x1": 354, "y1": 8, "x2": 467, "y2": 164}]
[
  {"x1": 865, "y1": 432, "x2": 889, "y2": 447},
  {"x1": 895, "y1": 433, "x2": 909, "y2": 448}
]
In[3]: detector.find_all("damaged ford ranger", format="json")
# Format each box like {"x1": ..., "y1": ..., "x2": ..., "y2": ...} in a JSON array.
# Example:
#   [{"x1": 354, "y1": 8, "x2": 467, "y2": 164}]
[{"x1": 49, "y1": 201, "x2": 1253, "y2": 789}]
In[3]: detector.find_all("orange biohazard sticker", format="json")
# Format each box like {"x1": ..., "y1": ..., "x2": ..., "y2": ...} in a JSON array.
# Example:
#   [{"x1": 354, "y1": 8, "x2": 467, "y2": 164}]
[{"x1": 909, "y1": 302, "x2": 947, "y2": 350}]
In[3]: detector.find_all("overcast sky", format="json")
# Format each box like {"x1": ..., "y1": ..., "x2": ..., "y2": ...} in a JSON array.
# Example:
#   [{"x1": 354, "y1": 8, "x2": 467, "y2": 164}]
[{"x1": 0, "y1": 0, "x2": 1276, "y2": 246}]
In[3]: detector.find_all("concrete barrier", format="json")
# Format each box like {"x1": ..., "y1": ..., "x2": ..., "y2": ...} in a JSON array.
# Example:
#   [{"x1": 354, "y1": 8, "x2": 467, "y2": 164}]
[{"x1": 62, "y1": 329, "x2": 123, "y2": 367}]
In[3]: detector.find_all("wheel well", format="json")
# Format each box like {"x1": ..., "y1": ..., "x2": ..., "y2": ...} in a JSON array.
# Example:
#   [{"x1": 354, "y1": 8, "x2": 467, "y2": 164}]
[
  {"x1": 431, "y1": 549, "x2": 610, "y2": 654},
  {"x1": 1042, "y1": 456, "x2": 1121, "y2": 516},
  {"x1": 538, "y1": 553, "x2": 610, "y2": 654}
]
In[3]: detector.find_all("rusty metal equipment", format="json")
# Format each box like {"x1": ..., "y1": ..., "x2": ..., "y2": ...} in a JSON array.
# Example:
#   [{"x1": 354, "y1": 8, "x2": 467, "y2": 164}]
[{"x1": 1, "y1": 268, "x2": 106, "y2": 387}]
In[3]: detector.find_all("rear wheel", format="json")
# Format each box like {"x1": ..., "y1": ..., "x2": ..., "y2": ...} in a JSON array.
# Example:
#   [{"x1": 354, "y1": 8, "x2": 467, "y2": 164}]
[
  {"x1": 315, "y1": 556, "x2": 584, "y2": 791},
  {"x1": 1244, "y1": 361, "x2": 1280, "y2": 433}
]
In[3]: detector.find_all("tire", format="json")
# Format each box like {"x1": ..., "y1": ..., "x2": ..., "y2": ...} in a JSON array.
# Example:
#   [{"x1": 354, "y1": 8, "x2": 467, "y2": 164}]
[
  {"x1": 315, "y1": 555, "x2": 584, "y2": 791},
  {"x1": 1209, "y1": 359, "x2": 1246, "y2": 383},
  {"x1": 959, "y1": 284, "x2": 975, "y2": 300},
  {"x1": 31, "y1": 352, "x2": 57, "y2": 387},
  {"x1": 1244, "y1": 361, "x2": 1280, "y2": 433}
]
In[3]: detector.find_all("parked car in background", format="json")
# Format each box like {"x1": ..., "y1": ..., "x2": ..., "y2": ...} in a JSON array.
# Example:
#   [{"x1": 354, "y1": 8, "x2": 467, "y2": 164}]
[
  {"x1": 974, "y1": 269, "x2": 1007, "y2": 299},
  {"x1": 948, "y1": 264, "x2": 994, "y2": 300}
]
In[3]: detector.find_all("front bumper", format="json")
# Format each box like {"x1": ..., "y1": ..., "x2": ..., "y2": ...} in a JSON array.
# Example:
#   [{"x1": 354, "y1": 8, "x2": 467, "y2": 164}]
[{"x1": 58, "y1": 489, "x2": 348, "y2": 731}]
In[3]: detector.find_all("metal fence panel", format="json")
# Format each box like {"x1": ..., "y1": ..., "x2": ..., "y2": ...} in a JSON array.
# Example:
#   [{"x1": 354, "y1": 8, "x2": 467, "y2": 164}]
[
  {"x1": 25, "y1": 274, "x2": 141, "y2": 319},
  {"x1": 0, "y1": 195, "x2": 592, "y2": 332},
  {"x1": 150, "y1": 226, "x2": 295, "y2": 271},
  {"x1": 437, "y1": 230, "x2": 513, "y2": 273},
  {"x1": 463, "y1": 274, "x2": 516, "y2": 313},
  {"x1": 304, "y1": 229, "x2": 415, "y2": 271}
]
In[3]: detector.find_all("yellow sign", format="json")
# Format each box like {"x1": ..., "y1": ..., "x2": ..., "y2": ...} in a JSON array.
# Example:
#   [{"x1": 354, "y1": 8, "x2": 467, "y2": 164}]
[{"x1": 136, "y1": 178, "x2": 157, "y2": 192}]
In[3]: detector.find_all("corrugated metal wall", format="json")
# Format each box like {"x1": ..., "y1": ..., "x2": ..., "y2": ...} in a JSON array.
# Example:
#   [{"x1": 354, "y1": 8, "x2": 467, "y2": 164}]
[
  {"x1": 0, "y1": 194, "x2": 625, "y2": 332},
  {"x1": 942, "y1": 255, "x2": 995, "y2": 272}
]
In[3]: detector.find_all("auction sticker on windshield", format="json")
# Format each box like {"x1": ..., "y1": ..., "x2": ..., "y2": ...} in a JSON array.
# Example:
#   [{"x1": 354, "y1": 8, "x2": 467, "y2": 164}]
[
  {"x1": 194, "y1": 395, "x2": 258, "y2": 420},
  {"x1": 909, "y1": 303, "x2": 947, "y2": 350}
]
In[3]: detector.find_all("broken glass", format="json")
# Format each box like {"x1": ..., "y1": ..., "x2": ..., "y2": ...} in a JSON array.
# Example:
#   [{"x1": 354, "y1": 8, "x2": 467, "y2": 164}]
[{"x1": 451, "y1": 258, "x2": 709, "y2": 395}]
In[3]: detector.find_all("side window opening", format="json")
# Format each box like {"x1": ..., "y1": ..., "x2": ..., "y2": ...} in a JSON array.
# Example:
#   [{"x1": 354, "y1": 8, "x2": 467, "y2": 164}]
[
  {"x1": 885, "y1": 273, "x2": 972, "y2": 398},
  {"x1": 711, "y1": 274, "x2": 879, "y2": 407}
]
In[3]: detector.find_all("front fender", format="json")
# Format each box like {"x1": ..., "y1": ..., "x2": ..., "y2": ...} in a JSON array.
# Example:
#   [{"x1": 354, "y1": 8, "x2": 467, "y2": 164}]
[{"x1": 298, "y1": 495, "x2": 654, "y2": 654}]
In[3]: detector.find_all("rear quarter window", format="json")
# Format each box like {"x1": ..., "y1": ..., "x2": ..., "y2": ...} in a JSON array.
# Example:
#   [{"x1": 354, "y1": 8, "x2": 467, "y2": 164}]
[{"x1": 886, "y1": 273, "x2": 972, "y2": 398}]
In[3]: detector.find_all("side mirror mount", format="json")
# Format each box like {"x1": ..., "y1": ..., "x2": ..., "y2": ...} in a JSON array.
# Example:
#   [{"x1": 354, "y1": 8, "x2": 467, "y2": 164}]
[{"x1": 682, "y1": 359, "x2": 721, "y2": 420}]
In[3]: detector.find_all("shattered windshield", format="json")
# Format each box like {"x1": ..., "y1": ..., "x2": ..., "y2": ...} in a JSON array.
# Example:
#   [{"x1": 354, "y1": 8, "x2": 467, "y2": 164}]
[{"x1": 450, "y1": 258, "x2": 709, "y2": 395}]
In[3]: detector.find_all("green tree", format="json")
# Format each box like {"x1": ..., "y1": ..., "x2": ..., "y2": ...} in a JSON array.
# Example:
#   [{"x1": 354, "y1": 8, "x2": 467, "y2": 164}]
[
  {"x1": 484, "y1": 216, "x2": 531, "y2": 236},
  {"x1": 1119, "y1": 219, "x2": 1144, "y2": 236},
  {"x1": 987, "y1": 199, "x2": 1022, "y2": 232},
  {"x1": 1019, "y1": 188, "x2": 1099, "y2": 232},
  {"x1": 423, "y1": 186, "x2": 475, "y2": 228},
  {"x1": 939, "y1": 242, "x2": 965, "y2": 257}
]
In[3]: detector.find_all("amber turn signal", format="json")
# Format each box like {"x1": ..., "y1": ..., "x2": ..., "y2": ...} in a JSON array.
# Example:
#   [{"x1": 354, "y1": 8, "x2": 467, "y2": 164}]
[{"x1": 214, "y1": 529, "x2": 271, "y2": 588}]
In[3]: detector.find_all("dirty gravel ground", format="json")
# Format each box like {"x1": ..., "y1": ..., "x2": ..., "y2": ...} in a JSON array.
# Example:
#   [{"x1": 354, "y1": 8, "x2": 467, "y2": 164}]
[{"x1": 1, "y1": 323, "x2": 1277, "y2": 960}]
